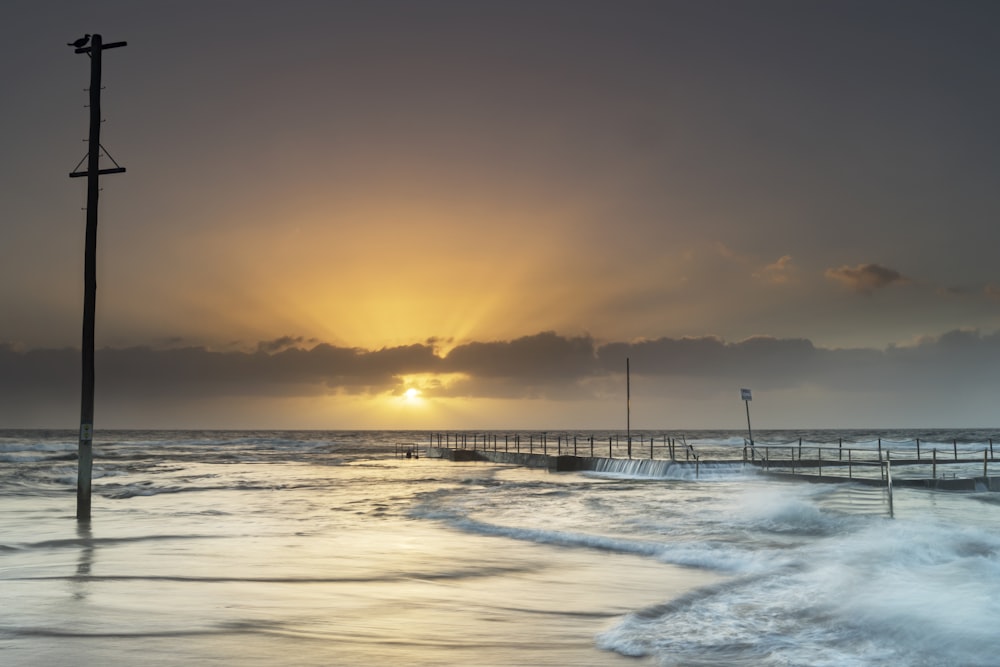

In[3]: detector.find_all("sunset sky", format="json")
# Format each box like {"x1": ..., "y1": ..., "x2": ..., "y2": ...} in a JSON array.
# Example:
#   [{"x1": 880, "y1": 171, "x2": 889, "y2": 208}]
[{"x1": 4, "y1": 0, "x2": 1000, "y2": 430}]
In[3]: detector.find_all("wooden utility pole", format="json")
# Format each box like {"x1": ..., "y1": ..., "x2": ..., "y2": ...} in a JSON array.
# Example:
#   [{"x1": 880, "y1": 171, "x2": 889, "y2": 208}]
[{"x1": 69, "y1": 34, "x2": 127, "y2": 522}]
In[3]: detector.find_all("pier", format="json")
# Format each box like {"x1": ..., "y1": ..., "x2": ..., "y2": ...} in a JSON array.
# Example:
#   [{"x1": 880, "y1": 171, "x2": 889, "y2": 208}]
[{"x1": 422, "y1": 432, "x2": 1000, "y2": 492}]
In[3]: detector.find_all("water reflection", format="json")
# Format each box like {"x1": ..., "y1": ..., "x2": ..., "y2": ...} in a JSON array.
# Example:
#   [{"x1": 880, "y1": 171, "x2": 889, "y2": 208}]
[{"x1": 73, "y1": 522, "x2": 94, "y2": 601}]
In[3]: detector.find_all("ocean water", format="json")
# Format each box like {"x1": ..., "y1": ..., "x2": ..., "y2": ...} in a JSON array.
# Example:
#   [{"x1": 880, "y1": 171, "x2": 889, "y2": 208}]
[{"x1": 1, "y1": 429, "x2": 999, "y2": 666}]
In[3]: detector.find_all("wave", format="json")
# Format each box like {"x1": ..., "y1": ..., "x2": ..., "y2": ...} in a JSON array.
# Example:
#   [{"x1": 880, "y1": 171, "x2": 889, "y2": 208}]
[
  {"x1": 412, "y1": 502, "x2": 797, "y2": 575},
  {"x1": 597, "y1": 510, "x2": 1000, "y2": 666}
]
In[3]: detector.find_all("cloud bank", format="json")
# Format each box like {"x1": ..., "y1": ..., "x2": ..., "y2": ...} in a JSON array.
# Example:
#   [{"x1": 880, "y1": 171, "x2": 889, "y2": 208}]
[{"x1": 2, "y1": 329, "x2": 999, "y2": 428}]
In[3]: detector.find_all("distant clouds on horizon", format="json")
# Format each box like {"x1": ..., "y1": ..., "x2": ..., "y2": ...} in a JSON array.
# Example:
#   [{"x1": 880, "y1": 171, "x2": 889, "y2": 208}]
[{"x1": 3, "y1": 328, "x2": 1000, "y2": 414}]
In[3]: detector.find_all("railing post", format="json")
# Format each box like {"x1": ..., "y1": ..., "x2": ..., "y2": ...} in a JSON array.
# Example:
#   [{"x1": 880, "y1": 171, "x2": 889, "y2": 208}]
[
  {"x1": 848, "y1": 449, "x2": 852, "y2": 479},
  {"x1": 839, "y1": 437, "x2": 843, "y2": 461},
  {"x1": 954, "y1": 439, "x2": 958, "y2": 460},
  {"x1": 886, "y1": 457, "x2": 894, "y2": 518},
  {"x1": 916, "y1": 438, "x2": 920, "y2": 460},
  {"x1": 609, "y1": 436, "x2": 613, "y2": 458},
  {"x1": 933, "y1": 448, "x2": 937, "y2": 479},
  {"x1": 818, "y1": 447, "x2": 822, "y2": 477}
]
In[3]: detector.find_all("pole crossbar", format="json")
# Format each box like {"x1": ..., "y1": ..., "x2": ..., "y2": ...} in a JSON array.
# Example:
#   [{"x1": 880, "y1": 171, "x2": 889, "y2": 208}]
[{"x1": 70, "y1": 167, "x2": 126, "y2": 177}]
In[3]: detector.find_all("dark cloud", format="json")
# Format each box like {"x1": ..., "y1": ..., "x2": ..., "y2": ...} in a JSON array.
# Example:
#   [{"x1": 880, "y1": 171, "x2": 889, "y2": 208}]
[
  {"x1": 597, "y1": 336, "x2": 823, "y2": 390},
  {"x1": 441, "y1": 332, "x2": 599, "y2": 380},
  {"x1": 0, "y1": 341, "x2": 443, "y2": 405},
  {"x1": 256, "y1": 336, "x2": 318, "y2": 354},
  {"x1": 3, "y1": 330, "x2": 1000, "y2": 426},
  {"x1": 825, "y1": 263, "x2": 907, "y2": 294},
  {"x1": 432, "y1": 332, "x2": 601, "y2": 400},
  {"x1": 104, "y1": 344, "x2": 440, "y2": 396},
  {"x1": 0, "y1": 343, "x2": 78, "y2": 399}
]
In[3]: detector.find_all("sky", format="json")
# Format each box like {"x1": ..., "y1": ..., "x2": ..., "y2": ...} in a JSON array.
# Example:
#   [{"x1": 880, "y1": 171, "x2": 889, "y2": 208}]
[{"x1": 3, "y1": 0, "x2": 1000, "y2": 430}]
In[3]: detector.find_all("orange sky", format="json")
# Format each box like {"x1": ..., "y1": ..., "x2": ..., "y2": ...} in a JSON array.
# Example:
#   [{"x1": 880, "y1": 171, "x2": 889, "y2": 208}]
[{"x1": 4, "y1": 1, "x2": 1000, "y2": 429}]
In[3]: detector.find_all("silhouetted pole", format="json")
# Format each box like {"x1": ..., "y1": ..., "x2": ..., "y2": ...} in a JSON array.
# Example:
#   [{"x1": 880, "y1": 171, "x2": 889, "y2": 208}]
[
  {"x1": 626, "y1": 357, "x2": 632, "y2": 458},
  {"x1": 69, "y1": 34, "x2": 127, "y2": 522}
]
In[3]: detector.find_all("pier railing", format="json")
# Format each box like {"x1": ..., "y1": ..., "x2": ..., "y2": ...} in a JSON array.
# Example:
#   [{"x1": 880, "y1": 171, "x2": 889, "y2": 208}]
[
  {"x1": 426, "y1": 431, "x2": 703, "y2": 461},
  {"x1": 425, "y1": 431, "x2": 1000, "y2": 489},
  {"x1": 745, "y1": 438, "x2": 997, "y2": 484}
]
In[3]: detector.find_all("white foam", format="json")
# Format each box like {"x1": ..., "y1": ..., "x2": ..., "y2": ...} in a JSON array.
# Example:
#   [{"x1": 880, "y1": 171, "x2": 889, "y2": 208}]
[{"x1": 599, "y1": 504, "x2": 1000, "y2": 666}]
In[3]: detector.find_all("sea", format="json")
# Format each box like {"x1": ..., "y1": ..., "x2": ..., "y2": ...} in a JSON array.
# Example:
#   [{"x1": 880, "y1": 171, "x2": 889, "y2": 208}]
[{"x1": 2, "y1": 428, "x2": 999, "y2": 666}]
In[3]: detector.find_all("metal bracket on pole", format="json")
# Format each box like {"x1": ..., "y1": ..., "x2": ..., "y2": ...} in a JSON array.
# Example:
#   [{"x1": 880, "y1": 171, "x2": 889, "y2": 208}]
[{"x1": 70, "y1": 143, "x2": 126, "y2": 177}]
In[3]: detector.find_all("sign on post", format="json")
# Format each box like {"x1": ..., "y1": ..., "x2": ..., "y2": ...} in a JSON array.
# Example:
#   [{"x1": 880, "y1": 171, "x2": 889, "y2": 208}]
[{"x1": 741, "y1": 388, "x2": 753, "y2": 449}]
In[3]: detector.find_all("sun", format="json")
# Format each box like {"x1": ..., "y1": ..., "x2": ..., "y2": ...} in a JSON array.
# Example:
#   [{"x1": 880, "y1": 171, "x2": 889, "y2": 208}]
[{"x1": 403, "y1": 387, "x2": 422, "y2": 402}]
